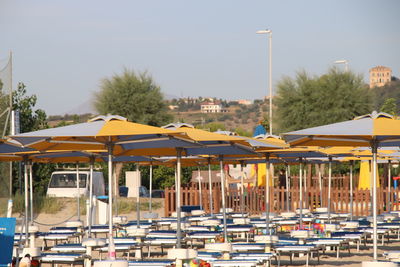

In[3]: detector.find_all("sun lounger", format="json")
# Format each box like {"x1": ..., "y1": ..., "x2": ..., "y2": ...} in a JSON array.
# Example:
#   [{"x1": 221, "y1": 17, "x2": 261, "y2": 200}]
[
  {"x1": 50, "y1": 243, "x2": 86, "y2": 253},
  {"x1": 231, "y1": 242, "x2": 267, "y2": 252},
  {"x1": 306, "y1": 238, "x2": 349, "y2": 258},
  {"x1": 274, "y1": 244, "x2": 320, "y2": 267},
  {"x1": 230, "y1": 252, "x2": 276, "y2": 266},
  {"x1": 383, "y1": 251, "x2": 400, "y2": 262},
  {"x1": 38, "y1": 232, "x2": 78, "y2": 249},
  {"x1": 211, "y1": 259, "x2": 260, "y2": 267},
  {"x1": 96, "y1": 242, "x2": 140, "y2": 260},
  {"x1": 128, "y1": 260, "x2": 174, "y2": 267},
  {"x1": 40, "y1": 253, "x2": 85, "y2": 267},
  {"x1": 196, "y1": 251, "x2": 222, "y2": 261}
]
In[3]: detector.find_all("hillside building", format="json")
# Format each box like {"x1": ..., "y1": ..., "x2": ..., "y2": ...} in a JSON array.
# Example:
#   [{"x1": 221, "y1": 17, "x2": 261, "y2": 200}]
[
  {"x1": 200, "y1": 102, "x2": 227, "y2": 113},
  {"x1": 369, "y1": 66, "x2": 392, "y2": 88}
]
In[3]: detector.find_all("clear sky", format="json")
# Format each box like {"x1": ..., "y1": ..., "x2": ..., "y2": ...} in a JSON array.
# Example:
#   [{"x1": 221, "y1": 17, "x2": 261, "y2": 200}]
[{"x1": 0, "y1": 0, "x2": 399, "y2": 115}]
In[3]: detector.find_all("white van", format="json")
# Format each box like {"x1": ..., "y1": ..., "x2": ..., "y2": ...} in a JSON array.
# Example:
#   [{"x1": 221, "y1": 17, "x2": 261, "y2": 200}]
[{"x1": 47, "y1": 171, "x2": 105, "y2": 198}]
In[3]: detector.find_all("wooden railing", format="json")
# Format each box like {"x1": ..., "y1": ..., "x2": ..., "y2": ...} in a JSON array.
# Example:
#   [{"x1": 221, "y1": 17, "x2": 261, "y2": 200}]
[{"x1": 164, "y1": 179, "x2": 400, "y2": 217}]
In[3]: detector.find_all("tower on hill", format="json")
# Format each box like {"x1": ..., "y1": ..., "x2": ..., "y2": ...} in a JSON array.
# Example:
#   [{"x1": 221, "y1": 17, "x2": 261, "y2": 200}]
[{"x1": 369, "y1": 66, "x2": 392, "y2": 88}]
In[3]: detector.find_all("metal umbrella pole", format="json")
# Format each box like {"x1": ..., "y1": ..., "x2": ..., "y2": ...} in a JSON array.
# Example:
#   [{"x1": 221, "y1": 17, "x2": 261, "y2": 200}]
[
  {"x1": 388, "y1": 160, "x2": 392, "y2": 212},
  {"x1": 208, "y1": 157, "x2": 213, "y2": 216},
  {"x1": 318, "y1": 164, "x2": 323, "y2": 208},
  {"x1": 264, "y1": 153, "x2": 271, "y2": 236},
  {"x1": 106, "y1": 142, "x2": 116, "y2": 259},
  {"x1": 240, "y1": 161, "x2": 245, "y2": 217},
  {"x1": 176, "y1": 148, "x2": 182, "y2": 248},
  {"x1": 149, "y1": 161, "x2": 153, "y2": 213},
  {"x1": 197, "y1": 166, "x2": 203, "y2": 208},
  {"x1": 29, "y1": 161, "x2": 34, "y2": 225},
  {"x1": 88, "y1": 156, "x2": 95, "y2": 237},
  {"x1": 299, "y1": 158, "x2": 303, "y2": 229},
  {"x1": 372, "y1": 141, "x2": 378, "y2": 260},
  {"x1": 327, "y1": 157, "x2": 332, "y2": 223},
  {"x1": 219, "y1": 156, "x2": 228, "y2": 242},
  {"x1": 285, "y1": 163, "x2": 290, "y2": 212},
  {"x1": 76, "y1": 162, "x2": 81, "y2": 222},
  {"x1": 136, "y1": 164, "x2": 141, "y2": 228},
  {"x1": 349, "y1": 160, "x2": 354, "y2": 220},
  {"x1": 23, "y1": 157, "x2": 29, "y2": 246}
]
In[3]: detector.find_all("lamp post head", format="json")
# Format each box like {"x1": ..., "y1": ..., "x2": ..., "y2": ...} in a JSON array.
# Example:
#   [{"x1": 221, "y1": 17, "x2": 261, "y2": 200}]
[
  {"x1": 334, "y1": 60, "x2": 348, "y2": 64},
  {"x1": 256, "y1": 29, "x2": 271, "y2": 34}
]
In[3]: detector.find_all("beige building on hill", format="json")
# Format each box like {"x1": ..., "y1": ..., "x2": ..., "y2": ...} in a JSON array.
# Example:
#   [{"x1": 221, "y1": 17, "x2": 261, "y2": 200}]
[{"x1": 369, "y1": 66, "x2": 392, "y2": 88}]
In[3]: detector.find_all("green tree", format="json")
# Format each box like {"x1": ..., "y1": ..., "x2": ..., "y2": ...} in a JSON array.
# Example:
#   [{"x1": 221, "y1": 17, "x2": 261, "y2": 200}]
[
  {"x1": 275, "y1": 68, "x2": 373, "y2": 133},
  {"x1": 374, "y1": 80, "x2": 400, "y2": 114},
  {"x1": 13, "y1": 83, "x2": 48, "y2": 133},
  {"x1": 11, "y1": 83, "x2": 53, "y2": 196},
  {"x1": 380, "y1": 98, "x2": 397, "y2": 116},
  {"x1": 94, "y1": 69, "x2": 173, "y2": 126}
]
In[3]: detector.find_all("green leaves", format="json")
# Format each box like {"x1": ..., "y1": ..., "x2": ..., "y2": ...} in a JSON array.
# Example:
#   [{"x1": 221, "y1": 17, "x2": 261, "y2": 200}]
[
  {"x1": 275, "y1": 68, "x2": 372, "y2": 133},
  {"x1": 94, "y1": 69, "x2": 173, "y2": 126}
]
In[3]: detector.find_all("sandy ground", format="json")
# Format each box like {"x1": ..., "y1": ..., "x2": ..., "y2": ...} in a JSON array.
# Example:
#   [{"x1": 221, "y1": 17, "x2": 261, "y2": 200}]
[{"x1": 13, "y1": 199, "x2": 400, "y2": 266}]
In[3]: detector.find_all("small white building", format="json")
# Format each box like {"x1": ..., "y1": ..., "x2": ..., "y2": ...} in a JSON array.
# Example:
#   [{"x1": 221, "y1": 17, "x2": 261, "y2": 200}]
[{"x1": 200, "y1": 102, "x2": 226, "y2": 113}]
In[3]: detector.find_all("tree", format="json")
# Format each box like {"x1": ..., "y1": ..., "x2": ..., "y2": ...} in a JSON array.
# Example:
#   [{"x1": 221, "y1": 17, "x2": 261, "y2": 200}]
[
  {"x1": 94, "y1": 69, "x2": 173, "y2": 126},
  {"x1": 380, "y1": 98, "x2": 397, "y2": 116},
  {"x1": 13, "y1": 83, "x2": 48, "y2": 133},
  {"x1": 11, "y1": 83, "x2": 53, "y2": 195},
  {"x1": 275, "y1": 68, "x2": 373, "y2": 133},
  {"x1": 374, "y1": 80, "x2": 400, "y2": 114}
]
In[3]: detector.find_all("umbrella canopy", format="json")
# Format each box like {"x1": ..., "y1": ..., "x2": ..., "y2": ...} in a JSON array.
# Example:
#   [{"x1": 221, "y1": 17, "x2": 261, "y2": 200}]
[
  {"x1": 10, "y1": 115, "x2": 195, "y2": 153},
  {"x1": 282, "y1": 111, "x2": 400, "y2": 261},
  {"x1": 283, "y1": 111, "x2": 400, "y2": 147}
]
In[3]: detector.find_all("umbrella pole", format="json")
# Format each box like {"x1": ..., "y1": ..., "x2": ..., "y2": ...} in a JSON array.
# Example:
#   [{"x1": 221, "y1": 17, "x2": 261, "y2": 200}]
[
  {"x1": 29, "y1": 162, "x2": 34, "y2": 225},
  {"x1": 265, "y1": 153, "x2": 271, "y2": 236},
  {"x1": 114, "y1": 163, "x2": 119, "y2": 217},
  {"x1": 76, "y1": 162, "x2": 81, "y2": 222},
  {"x1": 88, "y1": 156, "x2": 95, "y2": 237},
  {"x1": 176, "y1": 148, "x2": 182, "y2": 248},
  {"x1": 285, "y1": 163, "x2": 290, "y2": 212},
  {"x1": 328, "y1": 157, "x2": 332, "y2": 223},
  {"x1": 107, "y1": 143, "x2": 116, "y2": 259},
  {"x1": 149, "y1": 162, "x2": 153, "y2": 213},
  {"x1": 350, "y1": 160, "x2": 354, "y2": 220},
  {"x1": 23, "y1": 158, "x2": 29, "y2": 247},
  {"x1": 197, "y1": 166, "x2": 203, "y2": 209},
  {"x1": 136, "y1": 164, "x2": 140, "y2": 228},
  {"x1": 318, "y1": 164, "x2": 322, "y2": 208},
  {"x1": 388, "y1": 160, "x2": 391, "y2": 212},
  {"x1": 240, "y1": 161, "x2": 245, "y2": 217},
  {"x1": 372, "y1": 142, "x2": 378, "y2": 260},
  {"x1": 299, "y1": 158, "x2": 303, "y2": 229},
  {"x1": 219, "y1": 157, "x2": 228, "y2": 241},
  {"x1": 303, "y1": 163, "x2": 307, "y2": 208},
  {"x1": 208, "y1": 157, "x2": 213, "y2": 216}
]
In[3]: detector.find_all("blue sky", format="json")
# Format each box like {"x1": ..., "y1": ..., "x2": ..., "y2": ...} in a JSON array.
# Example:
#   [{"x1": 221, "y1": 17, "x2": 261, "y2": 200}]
[{"x1": 0, "y1": 0, "x2": 399, "y2": 115}]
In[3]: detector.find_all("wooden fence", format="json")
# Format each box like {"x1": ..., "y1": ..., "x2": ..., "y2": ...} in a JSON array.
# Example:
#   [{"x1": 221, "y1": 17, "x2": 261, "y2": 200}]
[{"x1": 164, "y1": 177, "x2": 400, "y2": 217}]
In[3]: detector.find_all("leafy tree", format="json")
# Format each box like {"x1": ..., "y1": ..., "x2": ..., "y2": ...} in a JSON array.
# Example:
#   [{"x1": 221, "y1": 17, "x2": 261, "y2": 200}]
[
  {"x1": 380, "y1": 98, "x2": 397, "y2": 116},
  {"x1": 13, "y1": 83, "x2": 48, "y2": 133},
  {"x1": 11, "y1": 83, "x2": 53, "y2": 195},
  {"x1": 374, "y1": 80, "x2": 400, "y2": 114},
  {"x1": 94, "y1": 69, "x2": 173, "y2": 126},
  {"x1": 275, "y1": 68, "x2": 373, "y2": 133}
]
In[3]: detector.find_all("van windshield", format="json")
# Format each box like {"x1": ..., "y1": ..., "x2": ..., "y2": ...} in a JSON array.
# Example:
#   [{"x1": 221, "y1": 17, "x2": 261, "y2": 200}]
[{"x1": 49, "y1": 173, "x2": 87, "y2": 188}]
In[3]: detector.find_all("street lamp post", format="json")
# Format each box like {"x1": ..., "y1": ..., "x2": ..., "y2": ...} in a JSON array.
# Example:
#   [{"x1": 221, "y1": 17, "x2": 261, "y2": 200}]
[
  {"x1": 334, "y1": 59, "x2": 349, "y2": 72},
  {"x1": 257, "y1": 29, "x2": 273, "y2": 135}
]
